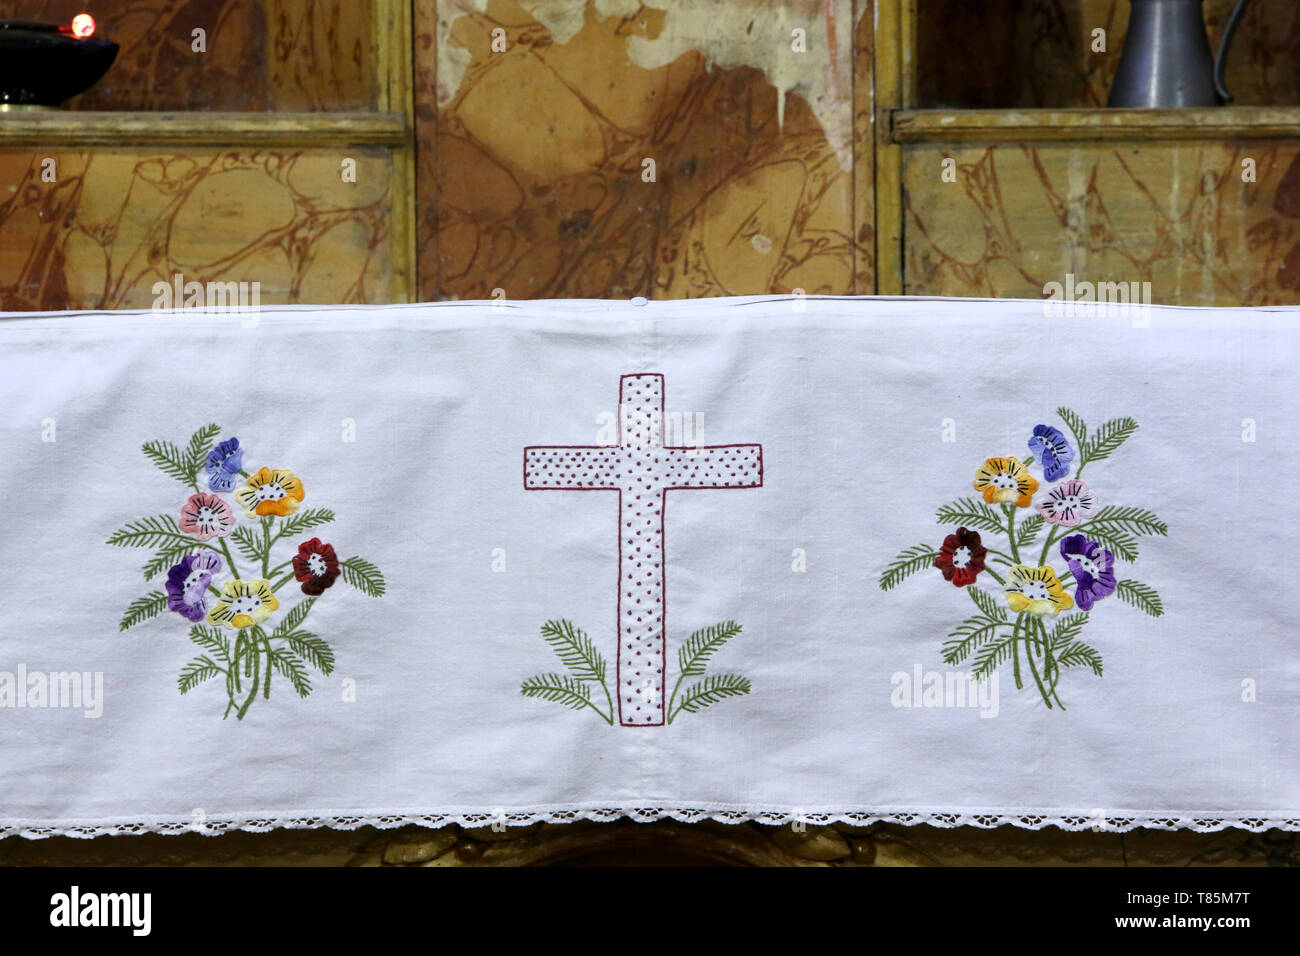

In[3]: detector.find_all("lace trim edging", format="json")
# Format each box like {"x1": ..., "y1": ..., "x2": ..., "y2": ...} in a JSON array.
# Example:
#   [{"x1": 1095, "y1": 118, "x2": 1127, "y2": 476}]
[{"x1": 4, "y1": 808, "x2": 1298, "y2": 840}]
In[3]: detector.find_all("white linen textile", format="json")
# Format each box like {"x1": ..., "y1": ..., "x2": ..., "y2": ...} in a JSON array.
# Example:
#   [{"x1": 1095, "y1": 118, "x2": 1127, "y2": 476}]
[{"x1": 0, "y1": 294, "x2": 1295, "y2": 838}]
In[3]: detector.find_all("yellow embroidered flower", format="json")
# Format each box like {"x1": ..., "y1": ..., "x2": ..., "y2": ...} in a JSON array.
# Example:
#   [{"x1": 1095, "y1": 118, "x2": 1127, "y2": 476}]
[
  {"x1": 234, "y1": 467, "x2": 304, "y2": 518},
  {"x1": 1004, "y1": 565, "x2": 1074, "y2": 616},
  {"x1": 207, "y1": 579, "x2": 280, "y2": 629},
  {"x1": 973, "y1": 456, "x2": 1038, "y2": 507}
]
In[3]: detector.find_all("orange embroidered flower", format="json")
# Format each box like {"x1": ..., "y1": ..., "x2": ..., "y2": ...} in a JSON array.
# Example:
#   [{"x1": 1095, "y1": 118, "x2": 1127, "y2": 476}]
[
  {"x1": 233, "y1": 467, "x2": 304, "y2": 518},
  {"x1": 973, "y1": 457, "x2": 1038, "y2": 508}
]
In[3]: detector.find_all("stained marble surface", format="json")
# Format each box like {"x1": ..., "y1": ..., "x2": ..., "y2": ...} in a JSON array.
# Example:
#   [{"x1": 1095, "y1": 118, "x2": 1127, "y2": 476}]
[
  {"x1": 903, "y1": 141, "x2": 1300, "y2": 305},
  {"x1": 418, "y1": 0, "x2": 868, "y2": 301},
  {"x1": 0, "y1": 148, "x2": 396, "y2": 310}
]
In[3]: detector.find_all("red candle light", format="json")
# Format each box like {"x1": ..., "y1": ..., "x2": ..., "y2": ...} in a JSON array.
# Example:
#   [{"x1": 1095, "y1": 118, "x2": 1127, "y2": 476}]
[{"x1": 70, "y1": 14, "x2": 96, "y2": 39}]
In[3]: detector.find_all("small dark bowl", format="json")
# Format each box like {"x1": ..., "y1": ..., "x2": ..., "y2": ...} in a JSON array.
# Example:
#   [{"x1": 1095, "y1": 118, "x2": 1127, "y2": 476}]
[{"x1": 0, "y1": 18, "x2": 119, "y2": 107}]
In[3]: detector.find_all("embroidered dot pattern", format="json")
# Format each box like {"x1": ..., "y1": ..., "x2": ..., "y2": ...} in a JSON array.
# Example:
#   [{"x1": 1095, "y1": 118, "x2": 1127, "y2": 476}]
[{"x1": 524, "y1": 374, "x2": 762, "y2": 726}]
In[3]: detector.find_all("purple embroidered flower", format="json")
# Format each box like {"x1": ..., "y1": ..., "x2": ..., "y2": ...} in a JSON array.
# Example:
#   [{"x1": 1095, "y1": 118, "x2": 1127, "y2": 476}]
[
  {"x1": 165, "y1": 551, "x2": 224, "y2": 622},
  {"x1": 1028, "y1": 424, "x2": 1074, "y2": 482},
  {"x1": 206, "y1": 438, "x2": 243, "y2": 492},
  {"x1": 1058, "y1": 534, "x2": 1116, "y2": 612}
]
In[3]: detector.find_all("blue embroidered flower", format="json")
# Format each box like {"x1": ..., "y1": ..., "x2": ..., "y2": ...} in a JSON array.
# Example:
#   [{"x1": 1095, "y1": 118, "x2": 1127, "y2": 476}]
[
  {"x1": 1027, "y1": 424, "x2": 1074, "y2": 482},
  {"x1": 206, "y1": 437, "x2": 243, "y2": 492}
]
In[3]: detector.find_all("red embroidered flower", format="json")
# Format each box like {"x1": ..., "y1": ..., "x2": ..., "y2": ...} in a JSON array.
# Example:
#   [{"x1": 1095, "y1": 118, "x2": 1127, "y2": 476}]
[
  {"x1": 934, "y1": 527, "x2": 987, "y2": 587},
  {"x1": 292, "y1": 538, "x2": 341, "y2": 596}
]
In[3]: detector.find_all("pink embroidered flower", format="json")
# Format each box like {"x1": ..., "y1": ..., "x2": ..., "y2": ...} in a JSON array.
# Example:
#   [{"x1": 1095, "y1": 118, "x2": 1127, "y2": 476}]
[
  {"x1": 179, "y1": 492, "x2": 235, "y2": 541},
  {"x1": 1035, "y1": 479, "x2": 1098, "y2": 527}
]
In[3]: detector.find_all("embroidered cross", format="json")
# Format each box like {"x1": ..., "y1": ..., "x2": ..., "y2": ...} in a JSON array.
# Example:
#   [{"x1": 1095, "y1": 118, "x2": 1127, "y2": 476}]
[{"x1": 524, "y1": 373, "x2": 763, "y2": 726}]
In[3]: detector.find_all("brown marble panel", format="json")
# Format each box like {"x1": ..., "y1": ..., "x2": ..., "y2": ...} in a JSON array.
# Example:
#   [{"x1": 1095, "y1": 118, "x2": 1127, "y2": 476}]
[
  {"x1": 917, "y1": 0, "x2": 1300, "y2": 109},
  {"x1": 419, "y1": 0, "x2": 864, "y2": 300},
  {"x1": 7, "y1": 0, "x2": 373, "y2": 111},
  {"x1": 0, "y1": 146, "x2": 396, "y2": 310},
  {"x1": 902, "y1": 141, "x2": 1300, "y2": 305}
]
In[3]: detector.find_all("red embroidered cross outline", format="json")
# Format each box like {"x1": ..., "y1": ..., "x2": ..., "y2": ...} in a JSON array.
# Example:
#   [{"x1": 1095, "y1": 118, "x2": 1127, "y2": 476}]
[{"x1": 524, "y1": 373, "x2": 763, "y2": 726}]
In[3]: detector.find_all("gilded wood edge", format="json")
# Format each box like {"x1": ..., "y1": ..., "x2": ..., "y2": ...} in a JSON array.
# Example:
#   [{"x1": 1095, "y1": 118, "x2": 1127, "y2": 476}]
[
  {"x1": 893, "y1": 107, "x2": 1300, "y2": 143},
  {"x1": 873, "y1": 0, "x2": 905, "y2": 295},
  {"x1": 0, "y1": 112, "x2": 409, "y2": 148}
]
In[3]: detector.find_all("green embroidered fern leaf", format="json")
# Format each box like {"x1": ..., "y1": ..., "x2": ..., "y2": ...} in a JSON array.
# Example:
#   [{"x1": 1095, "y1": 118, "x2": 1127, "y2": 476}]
[
  {"x1": 183, "y1": 423, "x2": 222, "y2": 484},
  {"x1": 943, "y1": 614, "x2": 1004, "y2": 665},
  {"x1": 178, "y1": 657, "x2": 224, "y2": 694},
  {"x1": 879, "y1": 544, "x2": 939, "y2": 591},
  {"x1": 971, "y1": 637, "x2": 1016, "y2": 682},
  {"x1": 284, "y1": 632, "x2": 335, "y2": 675},
  {"x1": 674, "y1": 674, "x2": 751, "y2": 715},
  {"x1": 339, "y1": 556, "x2": 386, "y2": 597},
  {"x1": 141, "y1": 439, "x2": 192, "y2": 485},
  {"x1": 275, "y1": 508, "x2": 336, "y2": 539},
  {"x1": 269, "y1": 649, "x2": 312, "y2": 697},
  {"x1": 539, "y1": 619, "x2": 606, "y2": 683},
  {"x1": 1016, "y1": 514, "x2": 1043, "y2": 550},
  {"x1": 272, "y1": 598, "x2": 315, "y2": 640},
  {"x1": 188, "y1": 625, "x2": 230, "y2": 663},
  {"x1": 142, "y1": 542, "x2": 197, "y2": 580},
  {"x1": 1115, "y1": 579, "x2": 1164, "y2": 617},
  {"x1": 1086, "y1": 506, "x2": 1168, "y2": 537},
  {"x1": 966, "y1": 587, "x2": 1007, "y2": 623},
  {"x1": 1083, "y1": 416, "x2": 1139, "y2": 463},
  {"x1": 108, "y1": 514, "x2": 193, "y2": 550},
  {"x1": 230, "y1": 525, "x2": 266, "y2": 563},
  {"x1": 119, "y1": 590, "x2": 168, "y2": 631},
  {"x1": 1055, "y1": 640, "x2": 1103, "y2": 676},
  {"x1": 520, "y1": 673, "x2": 591, "y2": 710},
  {"x1": 935, "y1": 498, "x2": 1007, "y2": 535},
  {"x1": 677, "y1": 621, "x2": 742, "y2": 678},
  {"x1": 1056, "y1": 407, "x2": 1087, "y2": 452},
  {"x1": 1082, "y1": 525, "x2": 1139, "y2": 563},
  {"x1": 1047, "y1": 612, "x2": 1090, "y2": 649}
]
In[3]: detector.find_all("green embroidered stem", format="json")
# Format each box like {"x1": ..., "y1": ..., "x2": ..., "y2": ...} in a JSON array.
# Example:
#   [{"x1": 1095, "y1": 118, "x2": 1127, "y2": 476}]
[
  {"x1": 982, "y1": 566, "x2": 1006, "y2": 586},
  {"x1": 261, "y1": 518, "x2": 273, "y2": 579},
  {"x1": 270, "y1": 570, "x2": 296, "y2": 593},
  {"x1": 215, "y1": 535, "x2": 242, "y2": 583},
  {"x1": 236, "y1": 648, "x2": 260, "y2": 720},
  {"x1": 1011, "y1": 613, "x2": 1024, "y2": 690},
  {"x1": 1037, "y1": 525, "x2": 1062, "y2": 569},
  {"x1": 1023, "y1": 621, "x2": 1053, "y2": 709},
  {"x1": 223, "y1": 647, "x2": 237, "y2": 719},
  {"x1": 599, "y1": 681, "x2": 615, "y2": 725},
  {"x1": 261, "y1": 630, "x2": 273, "y2": 699},
  {"x1": 985, "y1": 548, "x2": 1017, "y2": 565},
  {"x1": 666, "y1": 669, "x2": 688, "y2": 724},
  {"x1": 230, "y1": 631, "x2": 244, "y2": 696},
  {"x1": 1004, "y1": 506, "x2": 1022, "y2": 565},
  {"x1": 1039, "y1": 618, "x2": 1067, "y2": 710}
]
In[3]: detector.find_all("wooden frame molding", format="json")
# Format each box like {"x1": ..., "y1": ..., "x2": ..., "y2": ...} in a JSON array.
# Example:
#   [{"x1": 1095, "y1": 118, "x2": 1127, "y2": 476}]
[
  {"x1": 893, "y1": 106, "x2": 1300, "y2": 144},
  {"x1": 0, "y1": 112, "x2": 407, "y2": 147}
]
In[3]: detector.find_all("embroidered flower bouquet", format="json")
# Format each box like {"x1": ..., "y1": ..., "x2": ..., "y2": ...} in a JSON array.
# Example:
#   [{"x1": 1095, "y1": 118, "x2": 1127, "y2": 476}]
[
  {"x1": 110, "y1": 424, "x2": 385, "y2": 719},
  {"x1": 879, "y1": 408, "x2": 1166, "y2": 710}
]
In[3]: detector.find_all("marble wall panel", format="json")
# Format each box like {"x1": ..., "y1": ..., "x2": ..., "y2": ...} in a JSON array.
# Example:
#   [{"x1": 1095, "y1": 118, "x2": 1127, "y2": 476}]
[
  {"x1": 903, "y1": 141, "x2": 1300, "y2": 305},
  {"x1": 0, "y1": 146, "x2": 396, "y2": 310}
]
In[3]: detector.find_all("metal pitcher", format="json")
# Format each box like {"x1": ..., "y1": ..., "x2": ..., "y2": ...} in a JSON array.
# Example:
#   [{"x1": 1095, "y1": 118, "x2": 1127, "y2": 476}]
[{"x1": 1108, "y1": 0, "x2": 1254, "y2": 107}]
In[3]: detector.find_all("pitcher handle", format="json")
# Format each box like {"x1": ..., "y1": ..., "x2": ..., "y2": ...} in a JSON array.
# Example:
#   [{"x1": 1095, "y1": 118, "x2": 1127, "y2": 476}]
[{"x1": 1214, "y1": 0, "x2": 1254, "y2": 104}]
